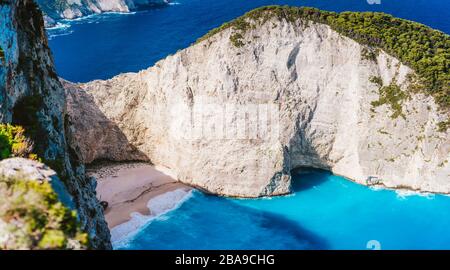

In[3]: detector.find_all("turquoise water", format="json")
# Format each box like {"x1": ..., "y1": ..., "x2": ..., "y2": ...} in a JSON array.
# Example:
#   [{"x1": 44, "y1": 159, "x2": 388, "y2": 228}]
[{"x1": 118, "y1": 171, "x2": 450, "y2": 250}]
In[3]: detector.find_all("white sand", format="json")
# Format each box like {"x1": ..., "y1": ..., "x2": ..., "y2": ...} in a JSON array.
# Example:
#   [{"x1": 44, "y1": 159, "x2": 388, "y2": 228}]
[{"x1": 89, "y1": 163, "x2": 191, "y2": 229}]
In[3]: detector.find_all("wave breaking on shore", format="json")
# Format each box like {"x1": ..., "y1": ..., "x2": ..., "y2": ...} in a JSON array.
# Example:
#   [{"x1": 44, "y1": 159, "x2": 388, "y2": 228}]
[
  {"x1": 111, "y1": 188, "x2": 193, "y2": 248},
  {"x1": 46, "y1": 11, "x2": 138, "y2": 39}
]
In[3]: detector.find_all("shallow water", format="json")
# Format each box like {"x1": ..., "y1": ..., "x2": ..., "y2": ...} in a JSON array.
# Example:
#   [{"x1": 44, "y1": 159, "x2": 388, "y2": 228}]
[
  {"x1": 47, "y1": 0, "x2": 450, "y2": 83},
  {"x1": 116, "y1": 171, "x2": 450, "y2": 250}
]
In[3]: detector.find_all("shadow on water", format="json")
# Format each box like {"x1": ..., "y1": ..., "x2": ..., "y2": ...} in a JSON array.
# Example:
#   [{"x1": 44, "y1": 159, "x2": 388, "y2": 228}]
[
  {"x1": 240, "y1": 203, "x2": 330, "y2": 250},
  {"x1": 127, "y1": 191, "x2": 330, "y2": 250},
  {"x1": 291, "y1": 168, "x2": 332, "y2": 193}
]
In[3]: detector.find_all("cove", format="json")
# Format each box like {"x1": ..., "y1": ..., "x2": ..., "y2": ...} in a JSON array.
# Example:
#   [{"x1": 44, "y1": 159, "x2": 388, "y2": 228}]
[{"x1": 115, "y1": 170, "x2": 450, "y2": 250}]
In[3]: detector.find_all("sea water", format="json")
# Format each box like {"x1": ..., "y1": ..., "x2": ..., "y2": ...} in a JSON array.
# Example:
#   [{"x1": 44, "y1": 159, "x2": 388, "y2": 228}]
[{"x1": 116, "y1": 171, "x2": 450, "y2": 250}]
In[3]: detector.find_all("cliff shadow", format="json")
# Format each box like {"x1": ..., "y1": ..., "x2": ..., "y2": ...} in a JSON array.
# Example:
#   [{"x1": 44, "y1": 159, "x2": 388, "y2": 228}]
[
  {"x1": 231, "y1": 201, "x2": 330, "y2": 250},
  {"x1": 63, "y1": 80, "x2": 149, "y2": 165},
  {"x1": 290, "y1": 167, "x2": 332, "y2": 193}
]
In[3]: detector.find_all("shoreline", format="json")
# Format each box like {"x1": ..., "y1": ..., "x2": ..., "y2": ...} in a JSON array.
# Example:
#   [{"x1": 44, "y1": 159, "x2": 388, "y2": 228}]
[
  {"x1": 44, "y1": 1, "x2": 173, "y2": 29},
  {"x1": 89, "y1": 162, "x2": 192, "y2": 242},
  {"x1": 90, "y1": 162, "x2": 445, "y2": 246}
]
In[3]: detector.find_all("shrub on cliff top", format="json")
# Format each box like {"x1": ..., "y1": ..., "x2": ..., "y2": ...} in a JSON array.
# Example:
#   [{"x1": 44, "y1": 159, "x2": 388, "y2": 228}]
[
  {"x1": 0, "y1": 174, "x2": 89, "y2": 250},
  {"x1": 197, "y1": 6, "x2": 450, "y2": 119}
]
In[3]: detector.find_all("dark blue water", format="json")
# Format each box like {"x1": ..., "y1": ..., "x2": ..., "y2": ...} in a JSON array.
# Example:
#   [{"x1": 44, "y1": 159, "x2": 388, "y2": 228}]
[
  {"x1": 48, "y1": 0, "x2": 450, "y2": 83},
  {"x1": 117, "y1": 171, "x2": 450, "y2": 250}
]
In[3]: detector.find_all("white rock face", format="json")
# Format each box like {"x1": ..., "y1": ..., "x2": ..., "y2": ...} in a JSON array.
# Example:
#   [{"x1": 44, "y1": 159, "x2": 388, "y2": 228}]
[{"x1": 68, "y1": 17, "x2": 450, "y2": 197}]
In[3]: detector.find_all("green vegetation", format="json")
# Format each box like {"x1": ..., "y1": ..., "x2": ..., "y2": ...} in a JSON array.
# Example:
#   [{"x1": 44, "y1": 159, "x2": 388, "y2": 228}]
[
  {"x1": 437, "y1": 120, "x2": 450, "y2": 132},
  {"x1": 230, "y1": 32, "x2": 245, "y2": 47},
  {"x1": 197, "y1": 6, "x2": 450, "y2": 124},
  {"x1": 0, "y1": 124, "x2": 34, "y2": 160},
  {"x1": 361, "y1": 47, "x2": 379, "y2": 62},
  {"x1": 369, "y1": 76, "x2": 383, "y2": 87},
  {"x1": 371, "y1": 83, "x2": 408, "y2": 119},
  {"x1": 0, "y1": 175, "x2": 89, "y2": 250}
]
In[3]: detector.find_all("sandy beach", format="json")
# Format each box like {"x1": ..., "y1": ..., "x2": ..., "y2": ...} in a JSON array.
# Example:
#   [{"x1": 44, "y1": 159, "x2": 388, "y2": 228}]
[{"x1": 88, "y1": 162, "x2": 191, "y2": 229}]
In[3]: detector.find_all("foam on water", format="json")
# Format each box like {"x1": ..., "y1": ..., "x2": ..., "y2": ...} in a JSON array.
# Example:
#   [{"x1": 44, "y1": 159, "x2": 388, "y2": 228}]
[
  {"x1": 111, "y1": 188, "x2": 193, "y2": 248},
  {"x1": 47, "y1": 22, "x2": 71, "y2": 30},
  {"x1": 47, "y1": 11, "x2": 138, "y2": 39},
  {"x1": 395, "y1": 189, "x2": 435, "y2": 200}
]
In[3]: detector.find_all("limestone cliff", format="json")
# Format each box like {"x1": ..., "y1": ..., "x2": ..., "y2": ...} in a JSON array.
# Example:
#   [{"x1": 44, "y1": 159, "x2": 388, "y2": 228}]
[
  {"x1": 0, "y1": 0, "x2": 111, "y2": 248},
  {"x1": 68, "y1": 7, "x2": 450, "y2": 197},
  {"x1": 36, "y1": 0, "x2": 169, "y2": 27}
]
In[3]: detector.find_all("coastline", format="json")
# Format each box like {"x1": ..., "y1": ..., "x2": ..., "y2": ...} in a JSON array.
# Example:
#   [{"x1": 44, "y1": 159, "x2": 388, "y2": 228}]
[
  {"x1": 43, "y1": 0, "x2": 173, "y2": 29},
  {"x1": 88, "y1": 162, "x2": 192, "y2": 245},
  {"x1": 88, "y1": 162, "x2": 446, "y2": 248}
]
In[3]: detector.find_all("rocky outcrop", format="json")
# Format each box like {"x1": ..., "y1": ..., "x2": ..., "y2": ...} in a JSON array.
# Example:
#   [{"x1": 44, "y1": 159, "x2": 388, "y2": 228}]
[
  {"x1": 0, "y1": 0, "x2": 111, "y2": 248},
  {"x1": 68, "y1": 7, "x2": 450, "y2": 197},
  {"x1": 36, "y1": 0, "x2": 169, "y2": 27},
  {"x1": 0, "y1": 158, "x2": 89, "y2": 250}
]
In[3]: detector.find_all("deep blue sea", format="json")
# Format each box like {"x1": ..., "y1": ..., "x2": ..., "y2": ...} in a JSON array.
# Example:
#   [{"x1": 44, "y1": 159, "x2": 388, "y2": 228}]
[{"x1": 47, "y1": 0, "x2": 450, "y2": 250}]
